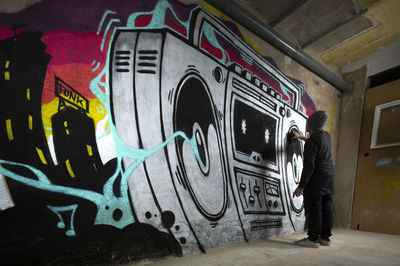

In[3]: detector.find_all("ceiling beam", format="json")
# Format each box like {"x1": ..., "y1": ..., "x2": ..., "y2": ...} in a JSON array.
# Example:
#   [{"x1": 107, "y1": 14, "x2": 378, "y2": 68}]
[
  {"x1": 301, "y1": 9, "x2": 369, "y2": 49},
  {"x1": 270, "y1": 0, "x2": 310, "y2": 27}
]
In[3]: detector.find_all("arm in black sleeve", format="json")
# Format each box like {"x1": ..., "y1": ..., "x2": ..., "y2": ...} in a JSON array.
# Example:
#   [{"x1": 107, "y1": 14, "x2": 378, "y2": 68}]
[{"x1": 298, "y1": 138, "x2": 319, "y2": 189}]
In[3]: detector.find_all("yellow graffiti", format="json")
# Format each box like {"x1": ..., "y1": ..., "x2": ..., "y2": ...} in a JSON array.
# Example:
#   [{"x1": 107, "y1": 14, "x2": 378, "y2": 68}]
[
  {"x1": 28, "y1": 115, "x2": 33, "y2": 130},
  {"x1": 65, "y1": 159, "x2": 75, "y2": 178},
  {"x1": 41, "y1": 97, "x2": 107, "y2": 139},
  {"x1": 200, "y1": 2, "x2": 231, "y2": 21},
  {"x1": 4, "y1": 60, "x2": 10, "y2": 80},
  {"x1": 87, "y1": 144, "x2": 93, "y2": 157},
  {"x1": 242, "y1": 35, "x2": 264, "y2": 55},
  {"x1": 5, "y1": 119, "x2": 13, "y2": 141},
  {"x1": 42, "y1": 97, "x2": 59, "y2": 138},
  {"x1": 36, "y1": 147, "x2": 48, "y2": 165},
  {"x1": 329, "y1": 104, "x2": 334, "y2": 135},
  {"x1": 360, "y1": 169, "x2": 400, "y2": 200}
]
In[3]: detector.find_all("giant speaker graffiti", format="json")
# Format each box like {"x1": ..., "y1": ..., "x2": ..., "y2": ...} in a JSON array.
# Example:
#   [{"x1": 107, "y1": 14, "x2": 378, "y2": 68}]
[{"x1": 0, "y1": 0, "x2": 313, "y2": 264}]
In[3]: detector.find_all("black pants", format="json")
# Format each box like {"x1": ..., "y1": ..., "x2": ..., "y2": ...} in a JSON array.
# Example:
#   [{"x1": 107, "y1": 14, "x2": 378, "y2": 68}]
[{"x1": 303, "y1": 184, "x2": 333, "y2": 242}]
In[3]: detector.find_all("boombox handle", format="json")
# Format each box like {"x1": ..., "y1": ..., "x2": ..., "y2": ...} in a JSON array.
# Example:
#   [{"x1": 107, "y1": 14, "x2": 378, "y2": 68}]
[
  {"x1": 188, "y1": 8, "x2": 300, "y2": 111},
  {"x1": 189, "y1": 8, "x2": 256, "y2": 58}
]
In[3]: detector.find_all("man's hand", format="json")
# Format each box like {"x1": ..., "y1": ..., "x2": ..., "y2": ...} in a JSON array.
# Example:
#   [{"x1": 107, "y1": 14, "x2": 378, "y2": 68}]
[
  {"x1": 292, "y1": 130, "x2": 301, "y2": 140},
  {"x1": 291, "y1": 130, "x2": 308, "y2": 141},
  {"x1": 293, "y1": 187, "x2": 304, "y2": 197}
]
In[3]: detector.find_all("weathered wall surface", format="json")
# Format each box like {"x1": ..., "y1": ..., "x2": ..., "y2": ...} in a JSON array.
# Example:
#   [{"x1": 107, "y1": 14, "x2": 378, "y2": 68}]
[
  {"x1": 350, "y1": 79, "x2": 400, "y2": 234},
  {"x1": 0, "y1": 0, "x2": 340, "y2": 264}
]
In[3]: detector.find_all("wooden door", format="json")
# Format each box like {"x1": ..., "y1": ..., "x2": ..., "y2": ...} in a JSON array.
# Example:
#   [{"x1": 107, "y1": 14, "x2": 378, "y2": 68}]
[{"x1": 350, "y1": 79, "x2": 400, "y2": 235}]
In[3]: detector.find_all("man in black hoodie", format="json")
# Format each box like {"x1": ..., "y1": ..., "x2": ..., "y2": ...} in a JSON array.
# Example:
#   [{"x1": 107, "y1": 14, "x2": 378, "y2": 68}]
[{"x1": 292, "y1": 110, "x2": 336, "y2": 248}]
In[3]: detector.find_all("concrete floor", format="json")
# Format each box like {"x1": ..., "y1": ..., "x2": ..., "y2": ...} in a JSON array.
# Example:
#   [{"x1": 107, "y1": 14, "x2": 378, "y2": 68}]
[{"x1": 135, "y1": 229, "x2": 400, "y2": 266}]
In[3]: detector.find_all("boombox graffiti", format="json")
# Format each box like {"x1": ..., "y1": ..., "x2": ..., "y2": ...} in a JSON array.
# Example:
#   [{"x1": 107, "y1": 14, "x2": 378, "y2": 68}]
[
  {"x1": 0, "y1": 0, "x2": 312, "y2": 262},
  {"x1": 109, "y1": 6, "x2": 308, "y2": 253}
]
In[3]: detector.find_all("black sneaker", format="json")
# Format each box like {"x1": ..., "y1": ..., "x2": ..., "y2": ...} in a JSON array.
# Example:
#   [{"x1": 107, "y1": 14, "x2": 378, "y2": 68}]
[
  {"x1": 319, "y1": 238, "x2": 331, "y2": 246},
  {"x1": 294, "y1": 237, "x2": 319, "y2": 248}
]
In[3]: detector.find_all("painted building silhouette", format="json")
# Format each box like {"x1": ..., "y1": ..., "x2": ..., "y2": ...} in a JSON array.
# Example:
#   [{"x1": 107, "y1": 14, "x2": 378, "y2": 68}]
[
  {"x1": 0, "y1": 31, "x2": 53, "y2": 171},
  {"x1": 51, "y1": 76, "x2": 103, "y2": 187}
]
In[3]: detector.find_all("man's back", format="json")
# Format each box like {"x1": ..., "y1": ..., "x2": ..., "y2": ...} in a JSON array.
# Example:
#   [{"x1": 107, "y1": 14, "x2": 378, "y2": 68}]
[
  {"x1": 307, "y1": 130, "x2": 335, "y2": 178},
  {"x1": 299, "y1": 130, "x2": 335, "y2": 190}
]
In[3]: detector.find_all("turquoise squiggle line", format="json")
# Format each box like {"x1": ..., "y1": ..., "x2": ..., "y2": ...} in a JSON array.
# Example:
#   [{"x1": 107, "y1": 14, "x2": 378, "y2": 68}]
[
  {"x1": 297, "y1": 84, "x2": 307, "y2": 116},
  {"x1": 126, "y1": 0, "x2": 190, "y2": 35},
  {"x1": 97, "y1": 10, "x2": 117, "y2": 35},
  {"x1": 101, "y1": 18, "x2": 120, "y2": 51},
  {"x1": 201, "y1": 21, "x2": 230, "y2": 64},
  {"x1": 240, "y1": 51, "x2": 254, "y2": 65},
  {"x1": 278, "y1": 82, "x2": 292, "y2": 105},
  {"x1": 92, "y1": 62, "x2": 101, "y2": 72},
  {"x1": 0, "y1": 160, "x2": 103, "y2": 203}
]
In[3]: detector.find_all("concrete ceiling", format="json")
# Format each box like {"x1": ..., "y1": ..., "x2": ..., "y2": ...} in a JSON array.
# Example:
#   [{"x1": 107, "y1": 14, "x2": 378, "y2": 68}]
[{"x1": 235, "y1": 0, "x2": 400, "y2": 73}]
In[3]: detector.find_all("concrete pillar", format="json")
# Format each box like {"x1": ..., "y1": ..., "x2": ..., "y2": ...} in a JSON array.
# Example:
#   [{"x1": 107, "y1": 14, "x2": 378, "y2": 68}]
[{"x1": 333, "y1": 66, "x2": 367, "y2": 227}]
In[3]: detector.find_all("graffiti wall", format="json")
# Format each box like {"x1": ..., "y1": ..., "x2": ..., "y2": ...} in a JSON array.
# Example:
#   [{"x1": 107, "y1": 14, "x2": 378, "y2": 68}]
[{"x1": 0, "y1": 0, "x2": 316, "y2": 264}]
